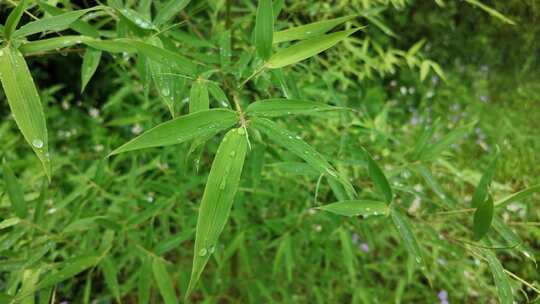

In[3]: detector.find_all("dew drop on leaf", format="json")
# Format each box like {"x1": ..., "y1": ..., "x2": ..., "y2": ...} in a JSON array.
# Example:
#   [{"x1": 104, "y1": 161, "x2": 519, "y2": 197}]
[{"x1": 32, "y1": 138, "x2": 44, "y2": 148}]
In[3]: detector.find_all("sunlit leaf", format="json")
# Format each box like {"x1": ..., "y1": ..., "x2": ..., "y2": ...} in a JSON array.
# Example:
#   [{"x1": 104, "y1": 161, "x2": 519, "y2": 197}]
[
  {"x1": 254, "y1": 0, "x2": 274, "y2": 60},
  {"x1": 473, "y1": 194, "x2": 494, "y2": 240},
  {"x1": 81, "y1": 47, "x2": 102, "y2": 93},
  {"x1": 465, "y1": 0, "x2": 515, "y2": 25},
  {"x1": 318, "y1": 200, "x2": 389, "y2": 217},
  {"x1": 0, "y1": 45, "x2": 51, "y2": 178},
  {"x1": 273, "y1": 15, "x2": 357, "y2": 43},
  {"x1": 266, "y1": 28, "x2": 360, "y2": 68},
  {"x1": 246, "y1": 98, "x2": 341, "y2": 117},
  {"x1": 152, "y1": 258, "x2": 178, "y2": 304},
  {"x1": 187, "y1": 128, "x2": 248, "y2": 297},
  {"x1": 109, "y1": 109, "x2": 238, "y2": 155}
]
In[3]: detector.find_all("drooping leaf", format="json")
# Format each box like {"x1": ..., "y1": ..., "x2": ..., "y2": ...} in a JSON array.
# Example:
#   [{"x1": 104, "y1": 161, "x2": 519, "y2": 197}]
[
  {"x1": 152, "y1": 258, "x2": 178, "y2": 304},
  {"x1": 12, "y1": 8, "x2": 96, "y2": 39},
  {"x1": 187, "y1": 128, "x2": 248, "y2": 297},
  {"x1": 318, "y1": 200, "x2": 389, "y2": 217},
  {"x1": 473, "y1": 194, "x2": 494, "y2": 240},
  {"x1": 273, "y1": 15, "x2": 357, "y2": 43},
  {"x1": 390, "y1": 208, "x2": 427, "y2": 272},
  {"x1": 154, "y1": 0, "x2": 191, "y2": 26},
  {"x1": 81, "y1": 47, "x2": 102, "y2": 93},
  {"x1": 266, "y1": 28, "x2": 360, "y2": 69},
  {"x1": 484, "y1": 250, "x2": 514, "y2": 304},
  {"x1": 0, "y1": 45, "x2": 51, "y2": 178},
  {"x1": 109, "y1": 109, "x2": 238, "y2": 155},
  {"x1": 246, "y1": 99, "x2": 341, "y2": 117},
  {"x1": 363, "y1": 148, "x2": 393, "y2": 204},
  {"x1": 189, "y1": 80, "x2": 209, "y2": 113},
  {"x1": 4, "y1": 0, "x2": 27, "y2": 40},
  {"x1": 19, "y1": 36, "x2": 91, "y2": 54},
  {"x1": 254, "y1": 0, "x2": 274, "y2": 60},
  {"x1": 251, "y1": 117, "x2": 356, "y2": 197},
  {"x1": 495, "y1": 184, "x2": 540, "y2": 208},
  {"x1": 471, "y1": 149, "x2": 499, "y2": 208},
  {"x1": 2, "y1": 162, "x2": 27, "y2": 218}
]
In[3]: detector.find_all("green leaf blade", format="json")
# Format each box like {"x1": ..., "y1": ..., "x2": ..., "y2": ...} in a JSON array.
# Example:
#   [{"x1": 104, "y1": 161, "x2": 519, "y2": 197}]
[
  {"x1": 484, "y1": 250, "x2": 514, "y2": 304},
  {"x1": 109, "y1": 109, "x2": 238, "y2": 155},
  {"x1": 318, "y1": 200, "x2": 389, "y2": 217},
  {"x1": 390, "y1": 208, "x2": 427, "y2": 271},
  {"x1": 189, "y1": 80, "x2": 209, "y2": 113},
  {"x1": 246, "y1": 98, "x2": 341, "y2": 117},
  {"x1": 154, "y1": 0, "x2": 191, "y2": 26},
  {"x1": 3, "y1": 162, "x2": 28, "y2": 218},
  {"x1": 473, "y1": 195, "x2": 494, "y2": 240},
  {"x1": 363, "y1": 149, "x2": 393, "y2": 204},
  {"x1": 81, "y1": 48, "x2": 102, "y2": 93},
  {"x1": 152, "y1": 258, "x2": 178, "y2": 304},
  {"x1": 13, "y1": 9, "x2": 91, "y2": 39},
  {"x1": 273, "y1": 15, "x2": 357, "y2": 43},
  {"x1": 4, "y1": 0, "x2": 27, "y2": 40},
  {"x1": 255, "y1": 0, "x2": 274, "y2": 60},
  {"x1": 187, "y1": 128, "x2": 248, "y2": 298}
]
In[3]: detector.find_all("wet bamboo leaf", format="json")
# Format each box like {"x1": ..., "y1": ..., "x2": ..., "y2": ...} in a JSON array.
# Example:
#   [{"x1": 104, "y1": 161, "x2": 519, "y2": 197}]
[
  {"x1": 4, "y1": 0, "x2": 27, "y2": 40},
  {"x1": 471, "y1": 149, "x2": 499, "y2": 208},
  {"x1": 246, "y1": 99, "x2": 341, "y2": 117},
  {"x1": 363, "y1": 148, "x2": 392, "y2": 204},
  {"x1": 189, "y1": 80, "x2": 209, "y2": 113},
  {"x1": 318, "y1": 200, "x2": 389, "y2": 217},
  {"x1": 273, "y1": 15, "x2": 357, "y2": 43},
  {"x1": 390, "y1": 208, "x2": 427, "y2": 271},
  {"x1": 37, "y1": 2, "x2": 100, "y2": 38},
  {"x1": 266, "y1": 28, "x2": 360, "y2": 69},
  {"x1": 207, "y1": 82, "x2": 231, "y2": 108},
  {"x1": 251, "y1": 117, "x2": 356, "y2": 197},
  {"x1": 473, "y1": 195, "x2": 494, "y2": 240},
  {"x1": 13, "y1": 8, "x2": 95, "y2": 39},
  {"x1": 154, "y1": 0, "x2": 191, "y2": 26},
  {"x1": 19, "y1": 36, "x2": 91, "y2": 54},
  {"x1": 484, "y1": 250, "x2": 513, "y2": 304},
  {"x1": 0, "y1": 45, "x2": 51, "y2": 178},
  {"x1": 187, "y1": 128, "x2": 248, "y2": 297},
  {"x1": 152, "y1": 258, "x2": 178, "y2": 304},
  {"x1": 255, "y1": 0, "x2": 274, "y2": 60},
  {"x1": 3, "y1": 162, "x2": 27, "y2": 218},
  {"x1": 109, "y1": 109, "x2": 238, "y2": 155},
  {"x1": 81, "y1": 47, "x2": 102, "y2": 93},
  {"x1": 118, "y1": 7, "x2": 155, "y2": 30},
  {"x1": 495, "y1": 184, "x2": 540, "y2": 208}
]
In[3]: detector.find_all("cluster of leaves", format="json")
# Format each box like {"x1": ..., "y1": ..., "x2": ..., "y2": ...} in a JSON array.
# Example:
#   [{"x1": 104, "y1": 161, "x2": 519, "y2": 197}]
[{"x1": 0, "y1": 0, "x2": 539, "y2": 303}]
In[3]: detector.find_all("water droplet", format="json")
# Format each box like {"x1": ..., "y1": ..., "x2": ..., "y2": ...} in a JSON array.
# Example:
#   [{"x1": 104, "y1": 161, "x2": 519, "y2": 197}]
[
  {"x1": 198, "y1": 248, "x2": 207, "y2": 256},
  {"x1": 219, "y1": 180, "x2": 227, "y2": 190},
  {"x1": 208, "y1": 245, "x2": 216, "y2": 254},
  {"x1": 161, "y1": 87, "x2": 170, "y2": 96},
  {"x1": 32, "y1": 139, "x2": 44, "y2": 149}
]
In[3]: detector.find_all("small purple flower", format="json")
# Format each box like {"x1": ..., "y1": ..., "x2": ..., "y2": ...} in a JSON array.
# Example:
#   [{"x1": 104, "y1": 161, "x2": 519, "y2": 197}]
[
  {"x1": 438, "y1": 290, "x2": 448, "y2": 303},
  {"x1": 359, "y1": 243, "x2": 369, "y2": 253},
  {"x1": 351, "y1": 233, "x2": 359, "y2": 244}
]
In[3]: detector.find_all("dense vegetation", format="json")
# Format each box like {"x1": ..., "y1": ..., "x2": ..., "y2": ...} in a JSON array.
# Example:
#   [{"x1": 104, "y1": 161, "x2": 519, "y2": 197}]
[{"x1": 1, "y1": 0, "x2": 539, "y2": 303}]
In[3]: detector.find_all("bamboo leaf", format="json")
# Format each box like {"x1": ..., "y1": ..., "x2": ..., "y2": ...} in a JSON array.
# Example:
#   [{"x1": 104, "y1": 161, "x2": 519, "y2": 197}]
[
  {"x1": 19, "y1": 36, "x2": 91, "y2": 54},
  {"x1": 420, "y1": 60, "x2": 430, "y2": 82},
  {"x1": 465, "y1": 0, "x2": 515, "y2": 25},
  {"x1": 266, "y1": 28, "x2": 360, "y2": 69},
  {"x1": 0, "y1": 45, "x2": 51, "y2": 178},
  {"x1": 363, "y1": 148, "x2": 393, "y2": 204},
  {"x1": 100, "y1": 257, "x2": 121, "y2": 303},
  {"x1": 471, "y1": 149, "x2": 499, "y2": 208},
  {"x1": 338, "y1": 228, "x2": 357, "y2": 284},
  {"x1": 109, "y1": 109, "x2": 238, "y2": 155},
  {"x1": 484, "y1": 250, "x2": 514, "y2": 304},
  {"x1": 152, "y1": 258, "x2": 178, "y2": 304},
  {"x1": 390, "y1": 208, "x2": 427, "y2": 271},
  {"x1": 273, "y1": 15, "x2": 357, "y2": 43},
  {"x1": 318, "y1": 200, "x2": 389, "y2": 217},
  {"x1": 207, "y1": 82, "x2": 231, "y2": 108},
  {"x1": 189, "y1": 80, "x2": 209, "y2": 113},
  {"x1": 37, "y1": 2, "x2": 100, "y2": 38},
  {"x1": 251, "y1": 117, "x2": 356, "y2": 197},
  {"x1": 154, "y1": 0, "x2": 191, "y2": 26},
  {"x1": 273, "y1": 234, "x2": 293, "y2": 282},
  {"x1": 81, "y1": 47, "x2": 102, "y2": 93},
  {"x1": 187, "y1": 128, "x2": 248, "y2": 297},
  {"x1": 246, "y1": 99, "x2": 341, "y2": 117},
  {"x1": 118, "y1": 7, "x2": 155, "y2": 30},
  {"x1": 473, "y1": 194, "x2": 494, "y2": 240},
  {"x1": 138, "y1": 256, "x2": 152, "y2": 304},
  {"x1": 255, "y1": 0, "x2": 274, "y2": 60},
  {"x1": 2, "y1": 162, "x2": 27, "y2": 218},
  {"x1": 495, "y1": 184, "x2": 540, "y2": 208},
  {"x1": 13, "y1": 9, "x2": 94, "y2": 39},
  {"x1": 4, "y1": 0, "x2": 27, "y2": 40}
]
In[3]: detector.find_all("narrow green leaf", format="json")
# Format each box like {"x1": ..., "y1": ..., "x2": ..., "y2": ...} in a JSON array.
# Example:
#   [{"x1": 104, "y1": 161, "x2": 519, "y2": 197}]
[
  {"x1": 363, "y1": 149, "x2": 393, "y2": 204},
  {"x1": 473, "y1": 195, "x2": 494, "y2": 240},
  {"x1": 100, "y1": 257, "x2": 120, "y2": 303},
  {"x1": 13, "y1": 9, "x2": 93, "y2": 39},
  {"x1": 338, "y1": 228, "x2": 357, "y2": 284},
  {"x1": 266, "y1": 28, "x2": 360, "y2": 69},
  {"x1": 37, "y1": 2, "x2": 100, "y2": 38},
  {"x1": 255, "y1": 0, "x2": 274, "y2": 60},
  {"x1": 19, "y1": 268, "x2": 40, "y2": 304},
  {"x1": 189, "y1": 80, "x2": 209, "y2": 113},
  {"x1": 465, "y1": 0, "x2": 515, "y2": 25},
  {"x1": 109, "y1": 109, "x2": 238, "y2": 155},
  {"x1": 492, "y1": 217, "x2": 535, "y2": 262},
  {"x1": 154, "y1": 0, "x2": 191, "y2": 26},
  {"x1": 19, "y1": 36, "x2": 91, "y2": 54},
  {"x1": 390, "y1": 208, "x2": 427, "y2": 270},
  {"x1": 118, "y1": 7, "x2": 155, "y2": 30},
  {"x1": 3, "y1": 162, "x2": 27, "y2": 218},
  {"x1": 0, "y1": 45, "x2": 51, "y2": 178},
  {"x1": 495, "y1": 184, "x2": 540, "y2": 208},
  {"x1": 420, "y1": 60, "x2": 430, "y2": 82},
  {"x1": 246, "y1": 99, "x2": 341, "y2": 117},
  {"x1": 187, "y1": 128, "x2": 248, "y2": 297},
  {"x1": 273, "y1": 234, "x2": 293, "y2": 282},
  {"x1": 0, "y1": 217, "x2": 21, "y2": 230},
  {"x1": 318, "y1": 200, "x2": 389, "y2": 217},
  {"x1": 152, "y1": 258, "x2": 178, "y2": 304},
  {"x1": 251, "y1": 117, "x2": 356, "y2": 197},
  {"x1": 207, "y1": 82, "x2": 231, "y2": 108},
  {"x1": 81, "y1": 48, "x2": 102, "y2": 93},
  {"x1": 138, "y1": 256, "x2": 152, "y2": 304},
  {"x1": 273, "y1": 15, "x2": 357, "y2": 43},
  {"x1": 4, "y1": 0, "x2": 27, "y2": 40},
  {"x1": 484, "y1": 250, "x2": 514, "y2": 304},
  {"x1": 471, "y1": 149, "x2": 499, "y2": 208}
]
